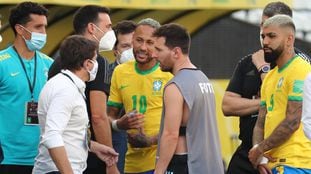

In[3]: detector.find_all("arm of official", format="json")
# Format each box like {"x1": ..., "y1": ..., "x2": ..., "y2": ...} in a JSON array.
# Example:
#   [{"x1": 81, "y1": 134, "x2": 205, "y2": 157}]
[
  {"x1": 222, "y1": 55, "x2": 261, "y2": 116},
  {"x1": 43, "y1": 88, "x2": 75, "y2": 173},
  {"x1": 222, "y1": 91, "x2": 260, "y2": 116},
  {"x1": 49, "y1": 147, "x2": 73, "y2": 174}
]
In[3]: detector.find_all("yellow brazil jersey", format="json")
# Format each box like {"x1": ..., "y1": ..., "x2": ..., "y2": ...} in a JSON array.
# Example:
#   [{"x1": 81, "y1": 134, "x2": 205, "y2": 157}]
[
  {"x1": 108, "y1": 60, "x2": 173, "y2": 173},
  {"x1": 260, "y1": 56, "x2": 311, "y2": 169}
]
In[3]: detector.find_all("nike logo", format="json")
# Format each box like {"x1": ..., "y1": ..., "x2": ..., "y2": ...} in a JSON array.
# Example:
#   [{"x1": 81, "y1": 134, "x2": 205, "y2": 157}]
[
  {"x1": 10, "y1": 72, "x2": 20, "y2": 77},
  {"x1": 120, "y1": 85, "x2": 129, "y2": 90}
]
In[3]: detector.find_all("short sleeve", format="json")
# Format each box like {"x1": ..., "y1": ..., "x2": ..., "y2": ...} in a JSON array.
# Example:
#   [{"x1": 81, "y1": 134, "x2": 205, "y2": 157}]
[
  {"x1": 226, "y1": 59, "x2": 244, "y2": 95},
  {"x1": 287, "y1": 69, "x2": 307, "y2": 102},
  {"x1": 107, "y1": 67, "x2": 123, "y2": 109}
]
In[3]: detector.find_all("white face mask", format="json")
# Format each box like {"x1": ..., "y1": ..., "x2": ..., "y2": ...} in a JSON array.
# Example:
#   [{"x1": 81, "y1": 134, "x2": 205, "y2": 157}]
[
  {"x1": 119, "y1": 48, "x2": 134, "y2": 64},
  {"x1": 92, "y1": 24, "x2": 116, "y2": 52},
  {"x1": 87, "y1": 59, "x2": 98, "y2": 82},
  {"x1": 99, "y1": 30, "x2": 116, "y2": 52}
]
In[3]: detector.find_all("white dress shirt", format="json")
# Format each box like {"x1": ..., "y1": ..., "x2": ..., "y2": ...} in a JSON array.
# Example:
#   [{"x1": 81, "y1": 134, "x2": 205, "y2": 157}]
[
  {"x1": 33, "y1": 70, "x2": 89, "y2": 174},
  {"x1": 302, "y1": 73, "x2": 311, "y2": 140}
]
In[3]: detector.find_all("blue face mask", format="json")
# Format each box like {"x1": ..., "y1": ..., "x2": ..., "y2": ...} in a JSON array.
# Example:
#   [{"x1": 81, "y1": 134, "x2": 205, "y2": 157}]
[{"x1": 20, "y1": 25, "x2": 47, "y2": 51}]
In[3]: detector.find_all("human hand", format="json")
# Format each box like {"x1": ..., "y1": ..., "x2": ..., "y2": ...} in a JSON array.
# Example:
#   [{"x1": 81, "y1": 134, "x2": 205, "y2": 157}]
[
  {"x1": 117, "y1": 110, "x2": 144, "y2": 130},
  {"x1": 258, "y1": 164, "x2": 272, "y2": 174},
  {"x1": 248, "y1": 144, "x2": 264, "y2": 168},
  {"x1": 252, "y1": 49, "x2": 268, "y2": 70},
  {"x1": 91, "y1": 141, "x2": 119, "y2": 167}
]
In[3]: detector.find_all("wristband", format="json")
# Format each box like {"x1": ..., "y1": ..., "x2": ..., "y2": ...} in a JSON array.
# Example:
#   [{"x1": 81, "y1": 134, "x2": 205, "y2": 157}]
[
  {"x1": 259, "y1": 156, "x2": 268, "y2": 164},
  {"x1": 112, "y1": 120, "x2": 121, "y2": 132}
]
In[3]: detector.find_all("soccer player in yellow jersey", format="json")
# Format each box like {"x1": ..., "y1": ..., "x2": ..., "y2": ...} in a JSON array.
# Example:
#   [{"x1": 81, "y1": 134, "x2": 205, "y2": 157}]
[
  {"x1": 248, "y1": 15, "x2": 311, "y2": 174},
  {"x1": 107, "y1": 18, "x2": 173, "y2": 174}
]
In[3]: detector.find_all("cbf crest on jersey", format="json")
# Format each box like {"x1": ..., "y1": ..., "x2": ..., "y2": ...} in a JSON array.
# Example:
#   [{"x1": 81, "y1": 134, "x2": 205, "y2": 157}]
[{"x1": 152, "y1": 80, "x2": 163, "y2": 95}]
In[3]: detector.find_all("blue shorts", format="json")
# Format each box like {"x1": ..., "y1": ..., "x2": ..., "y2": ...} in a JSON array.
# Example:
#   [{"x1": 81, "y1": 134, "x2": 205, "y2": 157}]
[
  {"x1": 142, "y1": 170, "x2": 154, "y2": 174},
  {"x1": 272, "y1": 165, "x2": 311, "y2": 174}
]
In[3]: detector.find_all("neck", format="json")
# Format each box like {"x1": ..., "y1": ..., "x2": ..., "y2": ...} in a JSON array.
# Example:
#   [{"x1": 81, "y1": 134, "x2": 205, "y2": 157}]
[
  {"x1": 276, "y1": 47, "x2": 296, "y2": 68},
  {"x1": 13, "y1": 38, "x2": 35, "y2": 60},
  {"x1": 73, "y1": 69, "x2": 89, "y2": 82},
  {"x1": 136, "y1": 58, "x2": 157, "y2": 71},
  {"x1": 172, "y1": 56, "x2": 195, "y2": 75}
]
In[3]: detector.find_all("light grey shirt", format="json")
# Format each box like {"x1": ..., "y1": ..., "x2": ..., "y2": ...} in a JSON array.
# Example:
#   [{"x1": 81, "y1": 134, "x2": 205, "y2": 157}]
[
  {"x1": 158, "y1": 68, "x2": 224, "y2": 174},
  {"x1": 302, "y1": 73, "x2": 311, "y2": 140},
  {"x1": 33, "y1": 70, "x2": 89, "y2": 174}
]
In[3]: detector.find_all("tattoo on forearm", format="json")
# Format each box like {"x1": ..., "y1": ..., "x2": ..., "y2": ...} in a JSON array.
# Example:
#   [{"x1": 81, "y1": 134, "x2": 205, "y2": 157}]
[
  {"x1": 262, "y1": 101, "x2": 301, "y2": 152},
  {"x1": 253, "y1": 106, "x2": 266, "y2": 144}
]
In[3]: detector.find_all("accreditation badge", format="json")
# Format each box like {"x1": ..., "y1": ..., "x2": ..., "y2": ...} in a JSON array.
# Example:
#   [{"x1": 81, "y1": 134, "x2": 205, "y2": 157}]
[{"x1": 24, "y1": 101, "x2": 39, "y2": 125}]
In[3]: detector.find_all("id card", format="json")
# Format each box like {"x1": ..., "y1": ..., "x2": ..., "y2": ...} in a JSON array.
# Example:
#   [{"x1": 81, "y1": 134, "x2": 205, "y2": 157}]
[{"x1": 24, "y1": 101, "x2": 39, "y2": 125}]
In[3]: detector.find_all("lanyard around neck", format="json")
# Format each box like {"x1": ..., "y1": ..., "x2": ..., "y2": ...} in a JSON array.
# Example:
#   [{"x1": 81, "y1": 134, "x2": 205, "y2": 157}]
[
  {"x1": 61, "y1": 72, "x2": 86, "y2": 101},
  {"x1": 13, "y1": 47, "x2": 37, "y2": 100}
]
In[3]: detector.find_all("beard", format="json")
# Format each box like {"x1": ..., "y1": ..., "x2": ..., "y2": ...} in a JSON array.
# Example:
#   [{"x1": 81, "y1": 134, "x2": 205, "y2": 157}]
[
  {"x1": 160, "y1": 64, "x2": 172, "y2": 73},
  {"x1": 263, "y1": 45, "x2": 283, "y2": 63}
]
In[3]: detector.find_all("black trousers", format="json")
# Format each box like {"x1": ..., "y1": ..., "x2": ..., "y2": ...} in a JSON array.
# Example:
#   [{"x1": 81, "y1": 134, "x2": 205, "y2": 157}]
[
  {"x1": 226, "y1": 145, "x2": 259, "y2": 174},
  {"x1": 0, "y1": 164, "x2": 33, "y2": 174},
  {"x1": 166, "y1": 154, "x2": 188, "y2": 174},
  {"x1": 83, "y1": 152, "x2": 106, "y2": 174}
]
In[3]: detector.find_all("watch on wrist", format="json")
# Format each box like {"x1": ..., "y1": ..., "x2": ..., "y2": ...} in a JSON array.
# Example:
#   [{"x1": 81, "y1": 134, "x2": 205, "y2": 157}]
[{"x1": 259, "y1": 65, "x2": 270, "y2": 74}]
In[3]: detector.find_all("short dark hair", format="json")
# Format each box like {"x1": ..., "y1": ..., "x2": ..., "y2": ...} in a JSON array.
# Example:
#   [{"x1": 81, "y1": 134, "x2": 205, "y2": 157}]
[
  {"x1": 263, "y1": 1, "x2": 292, "y2": 18},
  {"x1": 73, "y1": 5, "x2": 110, "y2": 34},
  {"x1": 59, "y1": 35, "x2": 97, "y2": 71},
  {"x1": 153, "y1": 23, "x2": 190, "y2": 54},
  {"x1": 9, "y1": 1, "x2": 48, "y2": 34},
  {"x1": 113, "y1": 20, "x2": 136, "y2": 47}
]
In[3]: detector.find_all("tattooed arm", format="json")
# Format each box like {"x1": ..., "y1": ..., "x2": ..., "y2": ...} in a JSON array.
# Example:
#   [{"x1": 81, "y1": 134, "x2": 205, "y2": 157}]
[
  {"x1": 252, "y1": 105, "x2": 267, "y2": 146},
  {"x1": 248, "y1": 105, "x2": 267, "y2": 166},
  {"x1": 258, "y1": 100, "x2": 301, "y2": 152},
  {"x1": 249, "y1": 101, "x2": 301, "y2": 167}
]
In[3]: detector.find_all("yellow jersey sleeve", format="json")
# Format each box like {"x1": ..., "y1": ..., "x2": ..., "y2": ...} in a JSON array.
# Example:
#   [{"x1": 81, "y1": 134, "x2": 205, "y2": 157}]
[{"x1": 108, "y1": 64, "x2": 123, "y2": 109}]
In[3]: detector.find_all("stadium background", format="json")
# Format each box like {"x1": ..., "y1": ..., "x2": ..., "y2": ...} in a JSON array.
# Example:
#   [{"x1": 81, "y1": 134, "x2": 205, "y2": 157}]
[{"x1": 1, "y1": 0, "x2": 310, "y2": 168}]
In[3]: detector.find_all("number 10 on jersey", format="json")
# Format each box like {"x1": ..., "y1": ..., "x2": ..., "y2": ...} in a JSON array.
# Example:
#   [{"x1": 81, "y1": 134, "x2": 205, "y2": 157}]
[{"x1": 132, "y1": 95, "x2": 147, "y2": 114}]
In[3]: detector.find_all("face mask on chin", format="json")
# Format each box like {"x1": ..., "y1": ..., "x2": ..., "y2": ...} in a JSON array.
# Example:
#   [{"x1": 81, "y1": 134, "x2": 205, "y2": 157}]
[
  {"x1": 87, "y1": 59, "x2": 98, "y2": 82},
  {"x1": 92, "y1": 24, "x2": 116, "y2": 52},
  {"x1": 20, "y1": 25, "x2": 47, "y2": 51},
  {"x1": 119, "y1": 48, "x2": 134, "y2": 64}
]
